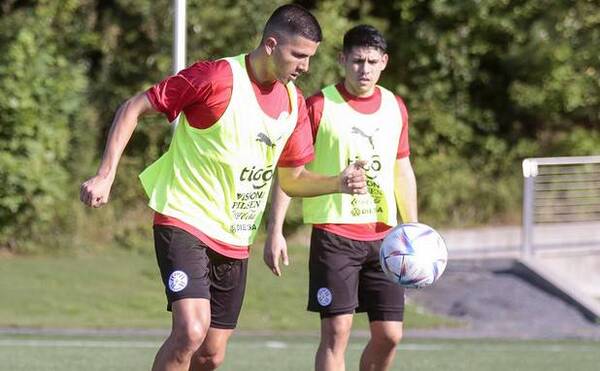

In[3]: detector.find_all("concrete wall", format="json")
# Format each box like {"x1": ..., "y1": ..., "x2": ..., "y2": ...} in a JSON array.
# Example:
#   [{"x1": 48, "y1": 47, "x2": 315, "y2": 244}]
[{"x1": 536, "y1": 249, "x2": 600, "y2": 299}]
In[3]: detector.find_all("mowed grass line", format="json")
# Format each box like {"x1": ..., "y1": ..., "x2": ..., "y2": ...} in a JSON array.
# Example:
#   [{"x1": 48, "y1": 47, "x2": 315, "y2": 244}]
[
  {"x1": 0, "y1": 244, "x2": 455, "y2": 330},
  {"x1": 0, "y1": 334, "x2": 599, "y2": 371}
]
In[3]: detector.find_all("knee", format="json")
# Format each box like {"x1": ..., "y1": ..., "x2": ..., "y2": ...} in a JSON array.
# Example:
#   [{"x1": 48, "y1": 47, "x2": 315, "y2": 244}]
[
  {"x1": 321, "y1": 318, "x2": 353, "y2": 347},
  {"x1": 375, "y1": 327, "x2": 403, "y2": 349},
  {"x1": 195, "y1": 348, "x2": 226, "y2": 369},
  {"x1": 172, "y1": 321, "x2": 207, "y2": 354}
]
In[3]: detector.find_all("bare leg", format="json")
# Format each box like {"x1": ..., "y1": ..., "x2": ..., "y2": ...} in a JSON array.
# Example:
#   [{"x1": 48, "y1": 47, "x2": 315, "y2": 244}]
[
  {"x1": 189, "y1": 327, "x2": 235, "y2": 371},
  {"x1": 315, "y1": 314, "x2": 353, "y2": 371},
  {"x1": 359, "y1": 321, "x2": 403, "y2": 371},
  {"x1": 152, "y1": 299, "x2": 211, "y2": 371}
]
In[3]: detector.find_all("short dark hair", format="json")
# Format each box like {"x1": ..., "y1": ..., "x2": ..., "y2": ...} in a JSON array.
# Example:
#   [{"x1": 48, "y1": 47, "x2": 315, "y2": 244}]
[
  {"x1": 343, "y1": 25, "x2": 387, "y2": 54},
  {"x1": 262, "y1": 4, "x2": 322, "y2": 43}
]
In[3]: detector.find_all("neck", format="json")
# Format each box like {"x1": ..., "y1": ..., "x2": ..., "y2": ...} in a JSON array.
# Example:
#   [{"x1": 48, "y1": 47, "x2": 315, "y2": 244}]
[
  {"x1": 248, "y1": 49, "x2": 277, "y2": 85},
  {"x1": 343, "y1": 80, "x2": 375, "y2": 98}
]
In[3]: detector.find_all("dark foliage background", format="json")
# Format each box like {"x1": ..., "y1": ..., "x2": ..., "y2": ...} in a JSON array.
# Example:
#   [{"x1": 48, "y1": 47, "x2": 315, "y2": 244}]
[{"x1": 1, "y1": 0, "x2": 598, "y2": 252}]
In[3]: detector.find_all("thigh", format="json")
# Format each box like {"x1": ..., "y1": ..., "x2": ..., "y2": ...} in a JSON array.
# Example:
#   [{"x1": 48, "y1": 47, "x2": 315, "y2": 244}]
[
  {"x1": 308, "y1": 228, "x2": 366, "y2": 315},
  {"x1": 154, "y1": 225, "x2": 211, "y2": 311},
  {"x1": 356, "y1": 239, "x2": 405, "y2": 322},
  {"x1": 171, "y1": 298, "x2": 212, "y2": 335},
  {"x1": 206, "y1": 249, "x2": 248, "y2": 329}
]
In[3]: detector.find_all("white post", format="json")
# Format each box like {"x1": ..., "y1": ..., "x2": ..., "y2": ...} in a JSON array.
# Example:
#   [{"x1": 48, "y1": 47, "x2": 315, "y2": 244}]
[
  {"x1": 172, "y1": 0, "x2": 186, "y2": 126},
  {"x1": 522, "y1": 159, "x2": 538, "y2": 257}
]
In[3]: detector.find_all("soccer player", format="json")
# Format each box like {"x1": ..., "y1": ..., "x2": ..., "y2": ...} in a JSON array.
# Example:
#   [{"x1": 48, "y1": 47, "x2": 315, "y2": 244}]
[
  {"x1": 264, "y1": 25, "x2": 417, "y2": 371},
  {"x1": 80, "y1": 5, "x2": 367, "y2": 371}
]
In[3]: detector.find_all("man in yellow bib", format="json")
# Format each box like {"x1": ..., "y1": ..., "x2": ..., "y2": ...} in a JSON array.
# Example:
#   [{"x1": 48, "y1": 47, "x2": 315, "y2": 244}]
[
  {"x1": 80, "y1": 5, "x2": 367, "y2": 371},
  {"x1": 264, "y1": 25, "x2": 418, "y2": 371}
]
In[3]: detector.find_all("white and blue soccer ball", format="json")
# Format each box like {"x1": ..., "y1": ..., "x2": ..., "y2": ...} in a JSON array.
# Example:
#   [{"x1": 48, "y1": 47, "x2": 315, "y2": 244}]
[{"x1": 379, "y1": 223, "x2": 448, "y2": 288}]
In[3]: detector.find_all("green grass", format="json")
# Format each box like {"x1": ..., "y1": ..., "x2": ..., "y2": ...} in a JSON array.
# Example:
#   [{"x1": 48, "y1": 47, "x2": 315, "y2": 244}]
[
  {"x1": 0, "y1": 244, "x2": 455, "y2": 330},
  {"x1": 0, "y1": 333, "x2": 598, "y2": 371},
  {"x1": 0, "y1": 250, "x2": 167, "y2": 328},
  {"x1": 3, "y1": 239, "x2": 598, "y2": 370}
]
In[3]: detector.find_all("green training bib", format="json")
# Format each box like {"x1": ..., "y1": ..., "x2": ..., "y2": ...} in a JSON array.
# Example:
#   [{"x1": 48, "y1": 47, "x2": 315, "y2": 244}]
[
  {"x1": 140, "y1": 54, "x2": 298, "y2": 246},
  {"x1": 303, "y1": 84, "x2": 402, "y2": 225}
]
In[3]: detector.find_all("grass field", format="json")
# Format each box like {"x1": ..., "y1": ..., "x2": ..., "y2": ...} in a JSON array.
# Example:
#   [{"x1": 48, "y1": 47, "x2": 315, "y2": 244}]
[
  {"x1": 0, "y1": 244, "x2": 454, "y2": 331},
  {"x1": 1, "y1": 333, "x2": 599, "y2": 371}
]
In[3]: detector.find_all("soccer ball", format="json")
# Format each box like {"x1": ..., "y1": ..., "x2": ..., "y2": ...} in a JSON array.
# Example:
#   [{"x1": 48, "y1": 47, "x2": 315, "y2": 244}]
[{"x1": 379, "y1": 223, "x2": 448, "y2": 288}]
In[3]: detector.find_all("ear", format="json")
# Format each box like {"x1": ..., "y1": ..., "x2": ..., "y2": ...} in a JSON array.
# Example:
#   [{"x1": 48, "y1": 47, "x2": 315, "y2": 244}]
[
  {"x1": 380, "y1": 53, "x2": 389, "y2": 70},
  {"x1": 338, "y1": 51, "x2": 346, "y2": 66},
  {"x1": 264, "y1": 36, "x2": 278, "y2": 56}
]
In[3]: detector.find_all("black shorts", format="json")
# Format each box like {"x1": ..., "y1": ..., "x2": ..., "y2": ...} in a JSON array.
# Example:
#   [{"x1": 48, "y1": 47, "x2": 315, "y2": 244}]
[
  {"x1": 307, "y1": 228, "x2": 405, "y2": 322},
  {"x1": 153, "y1": 225, "x2": 248, "y2": 329}
]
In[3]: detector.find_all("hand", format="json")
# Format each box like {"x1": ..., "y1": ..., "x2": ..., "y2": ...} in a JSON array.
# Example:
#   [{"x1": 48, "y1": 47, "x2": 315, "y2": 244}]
[
  {"x1": 339, "y1": 160, "x2": 367, "y2": 195},
  {"x1": 80, "y1": 173, "x2": 114, "y2": 208},
  {"x1": 263, "y1": 231, "x2": 289, "y2": 276}
]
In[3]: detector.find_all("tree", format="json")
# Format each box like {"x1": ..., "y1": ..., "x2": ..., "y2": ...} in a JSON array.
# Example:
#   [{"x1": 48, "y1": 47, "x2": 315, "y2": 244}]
[{"x1": 0, "y1": 2, "x2": 90, "y2": 251}]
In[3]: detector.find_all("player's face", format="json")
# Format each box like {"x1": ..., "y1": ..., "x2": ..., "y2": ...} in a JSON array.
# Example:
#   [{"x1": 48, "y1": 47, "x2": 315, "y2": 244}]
[
  {"x1": 340, "y1": 46, "x2": 388, "y2": 97},
  {"x1": 270, "y1": 34, "x2": 319, "y2": 83}
]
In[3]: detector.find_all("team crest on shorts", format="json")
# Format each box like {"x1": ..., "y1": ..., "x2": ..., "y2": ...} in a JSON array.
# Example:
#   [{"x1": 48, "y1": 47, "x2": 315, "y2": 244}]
[
  {"x1": 317, "y1": 287, "x2": 332, "y2": 306},
  {"x1": 168, "y1": 270, "x2": 188, "y2": 293}
]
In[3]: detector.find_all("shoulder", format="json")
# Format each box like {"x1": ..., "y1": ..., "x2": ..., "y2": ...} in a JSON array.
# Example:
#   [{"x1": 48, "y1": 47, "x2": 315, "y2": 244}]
[
  {"x1": 393, "y1": 94, "x2": 409, "y2": 129},
  {"x1": 381, "y1": 87, "x2": 408, "y2": 117},
  {"x1": 395, "y1": 95, "x2": 408, "y2": 117},
  {"x1": 179, "y1": 59, "x2": 233, "y2": 91},
  {"x1": 306, "y1": 91, "x2": 325, "y2": 108},
  {"x1": 378, "y1": 85, "x2": 409, "y2": 123}
]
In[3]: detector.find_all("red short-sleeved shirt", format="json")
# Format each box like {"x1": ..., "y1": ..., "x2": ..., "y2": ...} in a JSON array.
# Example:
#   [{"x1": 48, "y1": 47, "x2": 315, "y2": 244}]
[
  {"x1": 145, "y1": 56, "x2": 314, "y2": 258},
  {"x1": 306, "y1": 82, "x2": 411, "y2": 241}
]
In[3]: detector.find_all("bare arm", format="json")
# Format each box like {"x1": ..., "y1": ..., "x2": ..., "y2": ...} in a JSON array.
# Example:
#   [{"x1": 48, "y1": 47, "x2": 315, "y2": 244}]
[
  {"x1": 394, "y1": 157, "x2": 418, "y2": 223},
  {"x1": 277, "y1": 161, "x2": 367, "y2": 198},
  {"x1": 80, "y1": 93, "x2": 156, "y2": 207},
  {"x1": 263, "y1": 177, "x2": 292, "y2": 276}
]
